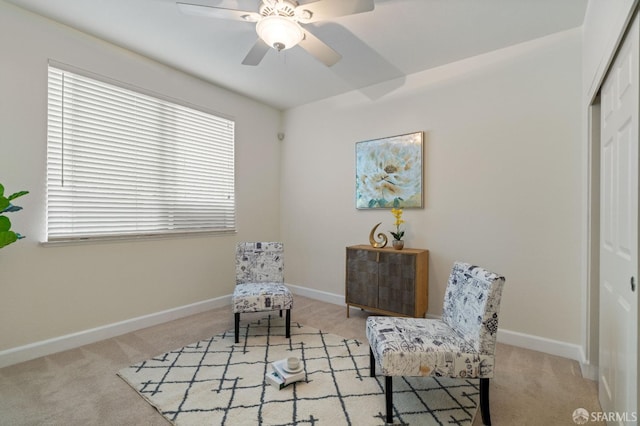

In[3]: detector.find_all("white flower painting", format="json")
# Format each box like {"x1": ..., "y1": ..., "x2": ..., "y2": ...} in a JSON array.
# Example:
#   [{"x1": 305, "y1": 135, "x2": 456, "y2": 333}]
[{"x1": 356, "y1": 132, "x2": 423, "y2": 209}]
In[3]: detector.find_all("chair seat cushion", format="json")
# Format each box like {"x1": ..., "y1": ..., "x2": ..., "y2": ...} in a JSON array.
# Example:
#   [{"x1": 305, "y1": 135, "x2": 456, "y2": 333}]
[
  {"x1": 366, "y1": 316, "x2": 495, "y2": 378},
  {"x1": 232, "y1": 283, "x2": 293, "y2": 313}
]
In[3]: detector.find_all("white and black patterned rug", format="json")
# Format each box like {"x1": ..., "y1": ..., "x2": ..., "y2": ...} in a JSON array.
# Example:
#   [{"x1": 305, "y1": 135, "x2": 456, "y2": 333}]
[{"x1": 118, "y1": 315, "x2": 478, "y2": 425}]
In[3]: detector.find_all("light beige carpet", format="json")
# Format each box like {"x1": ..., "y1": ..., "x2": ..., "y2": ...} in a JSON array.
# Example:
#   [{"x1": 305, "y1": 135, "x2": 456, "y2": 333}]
[
  {"x1": 0, "y1": 296, "x2": 604, "y2": 425},
  {"x1": 118, "y1": 315, "x2": 479, "y2": 425}
]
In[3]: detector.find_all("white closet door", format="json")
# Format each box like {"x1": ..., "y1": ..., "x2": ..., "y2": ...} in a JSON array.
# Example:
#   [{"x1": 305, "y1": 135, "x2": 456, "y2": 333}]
[{"x1": 599, "y1": 13, "x2": 638, "y2": 424}]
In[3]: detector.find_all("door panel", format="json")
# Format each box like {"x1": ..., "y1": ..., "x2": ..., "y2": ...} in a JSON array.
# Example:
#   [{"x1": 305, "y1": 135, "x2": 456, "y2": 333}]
[{"x1": 599, "y1": 13, "x2": 638, "y2": 423}]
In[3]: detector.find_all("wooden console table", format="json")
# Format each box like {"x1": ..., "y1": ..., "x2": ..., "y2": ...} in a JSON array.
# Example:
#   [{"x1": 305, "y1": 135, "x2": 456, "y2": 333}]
[{"x1": 345, "y1": 245, "x2": 429, "y2": 318}]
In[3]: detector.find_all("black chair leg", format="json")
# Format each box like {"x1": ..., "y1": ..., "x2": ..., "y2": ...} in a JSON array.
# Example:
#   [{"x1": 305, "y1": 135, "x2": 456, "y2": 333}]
[
  {"x1": 385, "y1": 376, "x2": 393, "y2": 424},
  {"x1": 234, "y1": 313, "x2": 240, "y2": 344},
  {"x1": 285, "y1": 309, "x2": 291, "y2": 338},
  {"x1": 279, "y1": 309, "x2": 283, "y2": 317},
  {"x1": 369, "y1": 348, "x2": 391, "y2": 423},
  {"x1": 480, "y1": 378, "x2": 491, "y2": 425},
  {"x1": 369, "y1": 347, "x2": 375, "y2": 377}
]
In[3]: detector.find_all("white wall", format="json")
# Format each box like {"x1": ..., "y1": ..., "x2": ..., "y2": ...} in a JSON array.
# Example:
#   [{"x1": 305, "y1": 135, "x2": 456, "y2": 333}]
[
  {"x1": 0, "y1": 2, "x2": 281, "y2": 354},
  {"x1": 281, "y1": 29, "x2": 583, "y2": 347}
]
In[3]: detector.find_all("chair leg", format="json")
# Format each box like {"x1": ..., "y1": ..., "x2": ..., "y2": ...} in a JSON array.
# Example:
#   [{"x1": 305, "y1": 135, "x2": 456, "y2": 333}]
[
  {"x1": 369, "y1": 347, "x2": 375, "y2": 377},
  {"x1": 385, "y1": 376, "x2": 393, "y2": 424},
  {"x1": 279, "y1": 309, "x2": 283, "y2": 317},
  {"x1": 480, "y1": 378, "x2": 491, "y2": 425},
  {"x1": 285, "y1": 309, "x2": 291, "y2": 338},
  {"x1": 370, "y1": 347, "x2": 392, "y2": 423},
  {"x1": 234, "y1": 312, "x2": 240, "y2": 344}
]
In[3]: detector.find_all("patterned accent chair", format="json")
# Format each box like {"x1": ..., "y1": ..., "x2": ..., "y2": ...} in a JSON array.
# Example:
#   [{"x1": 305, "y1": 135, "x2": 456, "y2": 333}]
[
  {"x1": 232, "y1": 242, "x2": 293, "y2": 343},
  {"x1": 366, "y1": 262, "x2": 505, "y2": 425}
]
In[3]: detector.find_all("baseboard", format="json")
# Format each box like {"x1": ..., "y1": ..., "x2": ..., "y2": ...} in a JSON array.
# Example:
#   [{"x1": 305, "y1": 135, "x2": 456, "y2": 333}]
[
  {"x1": 0, "y1": 295, "x2": 231, "y2": 369},
  {"x1": 577, "y1": 347, "x2": 599, "y2": 381},
  {"x1": 0, "y1": 287, "x2": 320, "y2": 369},
  {"x1": 286, "y1": 283, "x2": 345, "y2": 306},
  {"x1": 497, "y1": 328, "x2": 585, "y2": 365},
  {"x1": 0, "y1": 285, "x2": 591, "y2": 374},
  {"x1": 291, "y1": 285, "x2": 590, "y2": 369}
]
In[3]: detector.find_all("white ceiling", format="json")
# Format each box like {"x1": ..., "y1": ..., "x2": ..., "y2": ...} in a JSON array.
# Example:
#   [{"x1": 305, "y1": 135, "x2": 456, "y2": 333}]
[{"x1": 6, "y1": 0, "x2": 588, "y2": 110}]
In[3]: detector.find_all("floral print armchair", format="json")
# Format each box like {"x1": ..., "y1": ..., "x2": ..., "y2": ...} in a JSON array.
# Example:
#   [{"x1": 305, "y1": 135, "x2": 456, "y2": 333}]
[
  {"x1": 232, "y1": 242, "x2": 293, "y2": 343},
  {"x1": 366, "y1": 261, "x2": 505, "y2": 425}
]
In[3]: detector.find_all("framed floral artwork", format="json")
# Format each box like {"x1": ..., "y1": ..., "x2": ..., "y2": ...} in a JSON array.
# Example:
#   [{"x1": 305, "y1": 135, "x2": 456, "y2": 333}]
[{"x1": 356, "y1": 131, "x2": 423, "y2": 209}]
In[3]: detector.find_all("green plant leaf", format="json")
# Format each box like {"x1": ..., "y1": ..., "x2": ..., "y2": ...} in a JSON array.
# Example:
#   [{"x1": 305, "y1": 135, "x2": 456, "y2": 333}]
[
  {"x1": 8, "y1": 190, "x2": 29, "y2": 201},
  {"x1": 0, "y1": 230, "x2": 18, "y2": 249},
  {"x1": 0, "y1": 215, "x2": 10, "y2": 232},
  {"x1": 2, "y1": 204, "x2": 22, "y2": 213},
  {"x1": 0, "y1": 184, "x2": 28, "y2": 249}
]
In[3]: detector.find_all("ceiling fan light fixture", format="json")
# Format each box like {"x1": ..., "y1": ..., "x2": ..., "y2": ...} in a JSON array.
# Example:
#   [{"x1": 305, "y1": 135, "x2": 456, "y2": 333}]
[{"x1": 256, "y1": 15, "x2": 304, "y2": 51}]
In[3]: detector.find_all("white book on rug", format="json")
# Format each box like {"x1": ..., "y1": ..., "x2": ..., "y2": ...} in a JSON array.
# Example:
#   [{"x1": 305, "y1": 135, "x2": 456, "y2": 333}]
[
  {"x1": 265, "y1": 370, "x2": 287, "y2": 389},
  {"x1": 267, "y1": 359, "x2": 305, "y2": 389}
]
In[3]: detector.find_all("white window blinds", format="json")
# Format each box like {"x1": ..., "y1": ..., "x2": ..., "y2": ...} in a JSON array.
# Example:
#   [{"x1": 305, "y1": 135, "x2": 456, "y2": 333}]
[{"x1": 46, "y1": 65, "x2": 236, "y2": 242}]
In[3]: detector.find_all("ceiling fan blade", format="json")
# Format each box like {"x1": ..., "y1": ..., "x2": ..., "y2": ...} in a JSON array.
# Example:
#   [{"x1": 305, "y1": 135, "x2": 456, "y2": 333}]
[
  {"x1": 296, "y1": 0, "x2": 374, "y2": 22},
  {"x1": 298, "y1": 30, "x2": 341, "y2": 67},
  {"x1": 177, "y1": 2, "x2": 260, "y2": 22},
  {"x1": 242, "y1": 38, "x2": 271, "y2": 66}
]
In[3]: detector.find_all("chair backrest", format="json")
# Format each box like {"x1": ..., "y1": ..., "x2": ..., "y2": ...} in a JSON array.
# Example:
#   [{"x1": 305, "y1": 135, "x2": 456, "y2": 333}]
[
  {"x1": 441, "y1": 261, "x2": 505, "y2": 355},
  {"x1": 235, "y1": 242, "x2": 284, "y2": 284}
]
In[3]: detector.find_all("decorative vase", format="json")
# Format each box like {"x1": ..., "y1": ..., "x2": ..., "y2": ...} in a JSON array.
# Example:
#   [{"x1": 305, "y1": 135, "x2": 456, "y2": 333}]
[{"x1": 392, "y1": 240, "x2": 404, "y2": 250}]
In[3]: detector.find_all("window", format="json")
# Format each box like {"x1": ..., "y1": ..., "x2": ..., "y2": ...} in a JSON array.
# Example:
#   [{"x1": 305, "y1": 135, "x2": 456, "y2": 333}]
[{"x1": 46, "y1": 65, "x2": 235, "y2": 242}]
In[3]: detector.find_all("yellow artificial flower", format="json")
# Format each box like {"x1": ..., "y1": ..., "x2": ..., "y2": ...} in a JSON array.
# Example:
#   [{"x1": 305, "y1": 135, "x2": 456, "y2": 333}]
[{"x1": 390, "y1": 208, "x2": 405, "y2": 240}]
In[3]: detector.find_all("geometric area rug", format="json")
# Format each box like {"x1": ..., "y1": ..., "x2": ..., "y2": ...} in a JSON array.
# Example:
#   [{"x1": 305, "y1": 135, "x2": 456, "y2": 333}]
[{"x1": 118, "y1": 315, "x2": 478, "y2": 425}]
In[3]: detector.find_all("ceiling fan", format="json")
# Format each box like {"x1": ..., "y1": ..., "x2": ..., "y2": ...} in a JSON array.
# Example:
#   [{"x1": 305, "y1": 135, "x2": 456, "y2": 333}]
[{"x1": 177, "y1": 0, "x2": 375, "y2": 66}]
